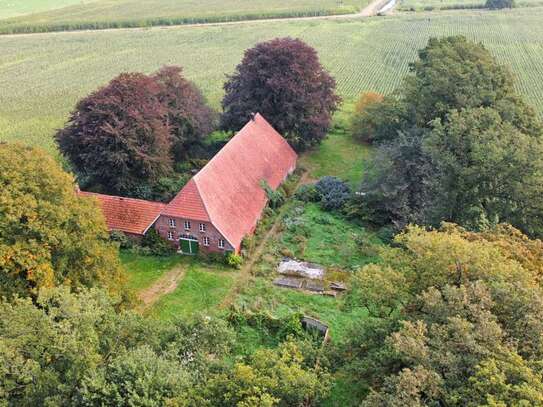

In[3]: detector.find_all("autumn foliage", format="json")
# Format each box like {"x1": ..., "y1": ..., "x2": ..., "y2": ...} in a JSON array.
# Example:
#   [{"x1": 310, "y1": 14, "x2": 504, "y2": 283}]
[
  {"x1": 221, "y1": 37, "x2": 340, "y2": 151},
  {"x1": 0, "y1": 143, "x2": 126, "y2": 299},
  {"x1": 57, "y1": 67, "x2": 214, "y2": 196}
]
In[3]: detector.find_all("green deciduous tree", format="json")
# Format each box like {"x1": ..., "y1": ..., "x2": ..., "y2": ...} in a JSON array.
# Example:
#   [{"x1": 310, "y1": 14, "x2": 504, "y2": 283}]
[
  {"x1": 0, "y1": 143, "x2": 125, "y2": 299},
  {"x1": 354, "y1": 36, "x2": 543, "y2": 237}
]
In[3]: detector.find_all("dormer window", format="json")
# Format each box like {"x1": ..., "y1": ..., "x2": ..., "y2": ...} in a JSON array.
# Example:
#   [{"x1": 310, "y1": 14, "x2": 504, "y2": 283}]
[
  {"x1": 184, "y1": 221, "x2": 191, "y2": 230},
  {"x1": 199, "y1": 223, "x2": 206, "y2": 232},
  {"x1": 168, "y1": 218, "x2": 176, "y2": 228}
]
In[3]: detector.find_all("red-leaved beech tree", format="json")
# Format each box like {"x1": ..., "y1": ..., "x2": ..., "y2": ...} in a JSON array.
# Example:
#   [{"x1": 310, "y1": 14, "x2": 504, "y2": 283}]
[{"x1": 221, "y1": 37, "x2": 340, "y2": 151}]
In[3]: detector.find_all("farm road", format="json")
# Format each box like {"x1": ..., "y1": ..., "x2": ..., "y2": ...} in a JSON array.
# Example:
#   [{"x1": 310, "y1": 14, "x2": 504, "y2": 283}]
[
  {"x1": 138, "y1": 264, "x2": 186, "y2": 311},
  {"x1": 6, "y1": 0, "x2": 392, "y2": 37}
]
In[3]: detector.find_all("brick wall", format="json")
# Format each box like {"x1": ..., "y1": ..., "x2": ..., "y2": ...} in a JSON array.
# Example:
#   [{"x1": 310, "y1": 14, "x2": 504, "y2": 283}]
[{"x1": 154, "y1": 215, "x2": 235, "y2": 253}]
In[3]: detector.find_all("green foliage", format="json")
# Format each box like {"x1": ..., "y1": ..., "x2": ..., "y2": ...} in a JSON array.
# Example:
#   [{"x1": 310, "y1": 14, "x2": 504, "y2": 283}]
[
  {"x1": 0, "y1": 287, "x2": 239, "y2": 406},
  {"x1": 260, "y1": 180, "x2": 286, "y2": 209},
  {"x1": 0, "y1": 143, "x2": 126, "y2": 300},
  {"x1": 225, "y1": 252, "x2": 243, "y2": 268},
  {"x1": 338, "y1": 224, "x2": 543, "y2": 405},
  {"x1": 294, "y1": 183, "x2": 320, "y2": 203},
  {"x1": 110, "y1": 230, "x2": 133, "y2": 250},
  {"x1": 357, "y1": 37, "x2": 543, "y2": 237},
  {"x1": 142, "y1": 229, "x2": 176, "y2": 256},
  {"x1": 198, "y1": 340, "x2": 331, "y2": 406}
]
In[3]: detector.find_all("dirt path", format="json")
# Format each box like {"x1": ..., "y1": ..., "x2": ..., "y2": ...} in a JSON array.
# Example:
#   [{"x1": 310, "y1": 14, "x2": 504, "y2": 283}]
[
  {"x1": 220, "y1": 171, "x2": 310, "y2": 309},
  {"x1": 138, "y1": 265, "x2": 186, "y2": 310},
  {"x1": 5, "y1": 0, "x2": 391, "y2": 37}
]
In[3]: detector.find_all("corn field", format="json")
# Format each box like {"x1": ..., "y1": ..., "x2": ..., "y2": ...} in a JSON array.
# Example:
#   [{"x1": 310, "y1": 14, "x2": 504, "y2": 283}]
[{"x1": 1, "y1": 7, "x2": 542, "y2": 153}]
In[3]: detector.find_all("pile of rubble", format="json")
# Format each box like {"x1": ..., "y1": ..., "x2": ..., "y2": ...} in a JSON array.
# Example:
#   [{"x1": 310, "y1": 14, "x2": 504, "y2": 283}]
[{"x1": 273, "y1": 258, "x2": 347, "y2": 297}]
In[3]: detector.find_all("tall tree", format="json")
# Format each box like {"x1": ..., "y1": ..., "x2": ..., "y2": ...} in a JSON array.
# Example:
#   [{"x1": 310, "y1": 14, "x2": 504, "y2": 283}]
[
  {"x1": 221, "y1": 37, "x2": 340, "y2": 151},
  {"x1": 355, "y1": 37, "x2": 543, "y2": 237},
  {"x1": 0, "y1": 143, "x2": 125, "y2": 299},
  {"x1": 152, "y1": 66, "x2": 216, "y2": 161},
  {"x1": 57, "y1": 72, "x2": 172, "y2": 195}
]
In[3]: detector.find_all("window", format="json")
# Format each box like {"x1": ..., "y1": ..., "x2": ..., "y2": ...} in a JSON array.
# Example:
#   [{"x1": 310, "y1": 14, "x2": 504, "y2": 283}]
[
  {"x1": 199, "y1": 223, "x2": 206, "y2": 232},
  {"x1": 218, "y1": 239, "x2": 225, "y2": 249},
  {"x1": 168, "y1": 218, "x2": 176, "y2": 228},
  {"x1": 167, "y1": 231, "x2": 174, "y2": 240},
  {"x1": 203, "y1": 236, "x2": 210, "y2": 246},
  {"x1": 184, "y1": 221, "x2": 191, "y2": 230}
]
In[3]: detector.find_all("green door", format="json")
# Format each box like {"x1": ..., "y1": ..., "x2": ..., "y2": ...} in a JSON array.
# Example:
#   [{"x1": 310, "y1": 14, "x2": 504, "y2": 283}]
[
  {"x1": 180, "y1": 236, "x2": 199, "y2": 255},
  {"x1": 180, "y1": 238, "x2": 191, "y2": 254},
  {"x1": 189, "y1": 240, "x2": 199, "y2": 254}
]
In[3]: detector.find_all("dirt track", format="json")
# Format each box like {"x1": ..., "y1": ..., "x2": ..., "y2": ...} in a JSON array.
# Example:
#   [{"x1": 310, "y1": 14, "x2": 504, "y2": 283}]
[{"x1": 5, "y1": 0, "x2": 393, "y2": 37}]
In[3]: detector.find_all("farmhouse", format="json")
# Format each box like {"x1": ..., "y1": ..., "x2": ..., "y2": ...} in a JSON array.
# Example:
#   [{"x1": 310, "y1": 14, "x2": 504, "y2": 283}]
[{"x1": 81, "y1": 114, "x2": 297, "y2": 254}]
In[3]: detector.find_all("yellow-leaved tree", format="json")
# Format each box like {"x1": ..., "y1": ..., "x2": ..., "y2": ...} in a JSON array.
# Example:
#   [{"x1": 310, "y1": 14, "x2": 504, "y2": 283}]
[{"x1": 0, "y1": 143, "x2": 126, "y2": 299}]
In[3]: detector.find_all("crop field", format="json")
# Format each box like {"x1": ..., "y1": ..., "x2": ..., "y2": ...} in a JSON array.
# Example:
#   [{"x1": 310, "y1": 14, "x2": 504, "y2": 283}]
[
  {"x1": 0, "y1": 0, "x2": 369, "y2": 34},
  {"x1": 1, "y1": 8, "x2": 543, "y2": 153},
  {"x1": 397, "y1": 0, "x2": 543, "y2": 11},
  {"x1": 0, "y1": 0, "x2": 99, "y2": 20}
]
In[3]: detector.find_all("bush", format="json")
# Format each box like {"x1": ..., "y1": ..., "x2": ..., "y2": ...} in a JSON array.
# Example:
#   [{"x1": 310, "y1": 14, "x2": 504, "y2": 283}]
[
  {"x1": 486, "y1": 0, "x2": 515, "y2": 8},
  {"x1": 260, "y1": 180, "x2": 286, "y2": 209},
  {"x1": 295, "y1": 183, "x2": 320, "y2": 202},
  {"x1": 110, "y1": 230, "x2": 133, "y2": 249},
  {"x1": 142, "y1": 229, "x2": 176, "y2": 256},
  {"x1": 225, "y1": 252, "x2": 243, "y2": 268},
  {"x1": 315, "y1": 176, "x2": 352, "y2": 211}
]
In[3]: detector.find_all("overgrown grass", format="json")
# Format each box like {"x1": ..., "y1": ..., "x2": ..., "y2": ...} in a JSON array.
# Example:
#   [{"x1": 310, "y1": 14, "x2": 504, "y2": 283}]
[
  {"x1": 280, "y1": 203, "x2": 382, "y2": 270},
  {"x1": 2, "y1": 9, "x2": 543, "y2": 154},
  {"x1": 120, "y1": 251, "x2": 185, "y2": 291},
  {"x1": 0, "y1": 0, "x2": 368, "y2": 34},
  {"x1": 149, "y1": 261, "x2": 237, "y2": 320},
  {"x1": 301, "y1": 106, "x2": 372, "y2": 186}
]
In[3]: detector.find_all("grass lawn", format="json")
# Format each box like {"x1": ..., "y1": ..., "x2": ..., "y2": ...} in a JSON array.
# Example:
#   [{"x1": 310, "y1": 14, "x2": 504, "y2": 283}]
[
  {"x1": 148, "y1": 261, "x2": 238, "y2": 320},
  {"x1": 120, "y1": 251, "x2": 185, "y2": 291}
]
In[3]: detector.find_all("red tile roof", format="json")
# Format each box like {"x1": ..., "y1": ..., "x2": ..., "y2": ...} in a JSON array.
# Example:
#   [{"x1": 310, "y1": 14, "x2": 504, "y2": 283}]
[
  {"x1": 163, "y1": 113, "x2": 297, "y2": 250},
  {"x1": 79, "y1": 191, "x2": 166, "y2": 236},
  {"x1": 160, "y1": 179, "x2": 210, "y2": 221}
]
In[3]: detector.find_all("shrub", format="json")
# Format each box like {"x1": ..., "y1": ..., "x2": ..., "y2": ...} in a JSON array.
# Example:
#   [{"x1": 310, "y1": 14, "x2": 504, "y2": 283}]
[
  {"x1": 225, "y1": 252, "x2": 243, "y2": 268},
  {"x1": 315, "y1": 176, "x2": 352, "y2": 211},
  {"x1": 260, "y1": 180, "x2": 286, "y2": 209},
  {"x1": 295, "y1": 183, "x2": 320, "y2": 202},
  {"x1": 142, "y1": 229, "x2": 176, "y2": 256},
  {"x1": 110, "y1": 230, "x2": 133, "y2": 249},
  {"x1": 486, "y1": 0, "x2": 515, "y2": 8}
]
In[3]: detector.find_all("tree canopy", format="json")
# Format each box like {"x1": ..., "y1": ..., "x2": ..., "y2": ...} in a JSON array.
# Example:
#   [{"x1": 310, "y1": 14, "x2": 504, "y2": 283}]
[
  {"x1": 221, "y1": 37, "x2": 340, "y2": 151},
  {"x1": 57, "y1": 67, "x2": 215, "y2": 197},
  {"x1": 354, "y1": 36, "x2": 543, "y2": 236},
  {"x1": 0, "y1": 143, "x2": 126, "y2": 300},
  {"x1": 339, "y1": 224, "x2": 543, "y2": 406}
]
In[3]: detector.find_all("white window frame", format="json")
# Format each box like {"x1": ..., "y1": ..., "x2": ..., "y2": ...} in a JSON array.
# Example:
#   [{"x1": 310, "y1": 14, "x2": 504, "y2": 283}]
[
  {"x1": 218, "y1": 239, "x2": 225, "y2": 249},
  {"x1": 203, "y1": 236, "x2": 210, "y2": 246},
  {"x1": 184, "y1": 221, "x2": 191, "y2": 230},
  {"x1": 167, "y1": 231, "x2": 174, "y2": 240},
  {"x1": 199, "y1": 223, "x2": 206, "y2": 232},
  {"x1": 168, "y1": 218, "x2": 176, "y2": 228}
]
